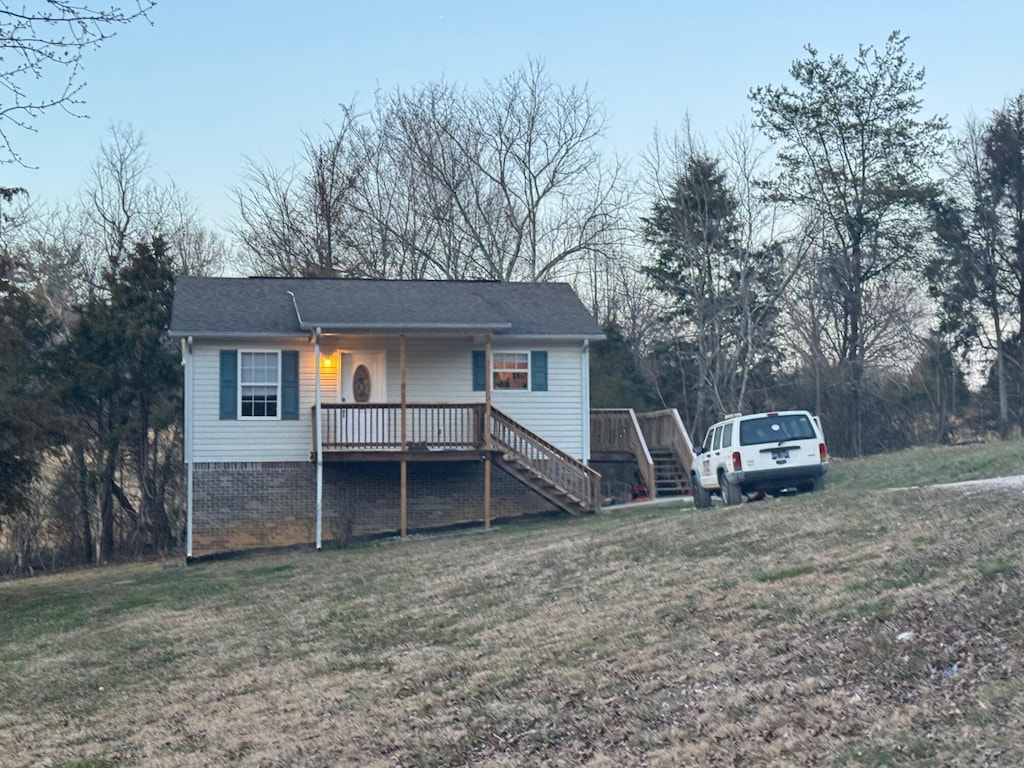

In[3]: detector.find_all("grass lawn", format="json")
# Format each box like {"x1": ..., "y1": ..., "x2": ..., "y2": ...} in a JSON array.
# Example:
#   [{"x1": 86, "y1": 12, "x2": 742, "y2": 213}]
[{"x1": 1, "y1": 440, "x2": 1023, "y2": 766}]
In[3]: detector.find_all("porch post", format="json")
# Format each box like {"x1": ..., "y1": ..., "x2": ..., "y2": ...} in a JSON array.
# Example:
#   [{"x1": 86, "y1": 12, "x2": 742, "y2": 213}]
[
  {"x1": 183, "y1": 337, "x2": 194, "y2": 560},
  {"x1": 314, "y1": 329, "x2": 323, "y2": 550},
  {"x1": 400, "y1": 335, "x2": 407, "y2": 539},
  {"x1": 484, "y1": 335, "x2": 492, "y2": 529},
  {"x1": 582, "y1": 339, "x2": 592, "y2": 465}
]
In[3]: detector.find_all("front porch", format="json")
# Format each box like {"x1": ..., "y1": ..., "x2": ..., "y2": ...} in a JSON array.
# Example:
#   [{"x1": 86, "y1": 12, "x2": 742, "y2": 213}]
[
  {"x1": 315, "y1": 402, "x2": 487, "y2": 460},
  {"x1": 312, "y1": 402, "x2": 604, "y2": 518}
]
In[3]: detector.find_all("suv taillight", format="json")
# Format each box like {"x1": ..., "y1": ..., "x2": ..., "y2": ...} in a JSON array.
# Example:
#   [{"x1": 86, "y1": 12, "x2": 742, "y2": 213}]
[
  {"x1": 819, "y1": 443, "x2": 828, "y2": 461},
  {"x1": 732, "y1": 451, "x2": 742, "y2": 470}
]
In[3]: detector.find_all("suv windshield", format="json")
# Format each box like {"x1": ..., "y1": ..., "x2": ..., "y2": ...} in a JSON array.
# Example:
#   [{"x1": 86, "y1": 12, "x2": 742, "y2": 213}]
[{"x1": 739, "y1": 414, "x2": 816, "y2": 446}]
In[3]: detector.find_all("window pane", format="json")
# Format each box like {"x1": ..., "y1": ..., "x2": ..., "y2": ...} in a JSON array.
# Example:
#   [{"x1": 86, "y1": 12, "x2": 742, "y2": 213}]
[
  {"x1": 242, "y1": 386, "x2": 278, "y2": 417},
  {"x1": 241, "y1": 352, "x2": 278, "y2": 385},
  {"x1": 492, "y1": 352, "x2": 530, "y2": 390}
]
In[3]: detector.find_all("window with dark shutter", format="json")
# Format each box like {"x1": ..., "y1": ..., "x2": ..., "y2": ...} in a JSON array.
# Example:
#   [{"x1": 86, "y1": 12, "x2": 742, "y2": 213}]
[
  {"x1": 219, "y1": 350, "x2": 238, "y2": 420},
  {"x1": 281, "y1": 350, "x2": 299, "y2": 420},
  {"x1": 472, "y1": 350, "x2": 486, "y2": 391},
  {"x1": 530, "y1": 351, "x2": 548, "y2": 391}
]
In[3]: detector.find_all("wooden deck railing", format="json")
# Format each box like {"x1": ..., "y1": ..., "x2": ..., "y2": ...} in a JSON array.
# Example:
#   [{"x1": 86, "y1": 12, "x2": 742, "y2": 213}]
[
  {"x1": 317, "y1": 403, "x2": 485, "y2": 451},
  {"x1": 636, "y1": 408, "x2": 696, "y2": 477},
  {"x1": 313, "y1": 402, "x2": 601, "y2": 512},
  {"x1": 590, "y1": 408, "x2": 655, "y2": 497},
  {"x1": 490, "y1": 408, "x2": 602, "y2": 511}
]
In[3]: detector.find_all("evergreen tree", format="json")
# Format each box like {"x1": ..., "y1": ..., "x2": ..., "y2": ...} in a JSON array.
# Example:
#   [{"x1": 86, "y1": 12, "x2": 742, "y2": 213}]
[
  {"x1": 0, "y1": 253, "x2": 58, "y2": 521},
  {"x1": 643, "y1": 154, "x2": 780, "y2": 431},
  {"x1": 589, "y1": 321, "x2": 658, "y2": 410},
  {"x1": 58, "y1": 237, "x2": 179, "y2": 561}
]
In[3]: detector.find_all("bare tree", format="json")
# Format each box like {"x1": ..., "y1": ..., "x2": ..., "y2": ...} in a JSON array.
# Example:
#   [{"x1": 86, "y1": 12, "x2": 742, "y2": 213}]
[
  {"x1": 82, "y1": 123, "x2": 227, "y2": 279},
  {"x1": 233, "y1": 106, "x2": 364, "y2": 277},
  {"x1": 750, "y1": 32, "x2": 947, "y2": 454},
  {"x1": 0, "y1": 1, "x2": 154, "y2": 164},
  {"x1": 231, "y1": 63, "x2": 632, "y2": 286},
  {"x1": 417, "y1": 60, "x2": 630, "y2": 282}
]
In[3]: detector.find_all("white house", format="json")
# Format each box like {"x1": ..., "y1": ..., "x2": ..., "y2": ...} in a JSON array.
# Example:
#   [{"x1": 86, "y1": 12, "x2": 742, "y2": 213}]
[{"x1": 169, "y1": 277, "x2": 606, "y2": 558}]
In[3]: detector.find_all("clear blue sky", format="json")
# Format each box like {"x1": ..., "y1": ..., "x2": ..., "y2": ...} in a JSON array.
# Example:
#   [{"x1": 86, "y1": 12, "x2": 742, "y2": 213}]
[{"x1": 7, "y1": 0, "x2": 1023, "y2": 234}]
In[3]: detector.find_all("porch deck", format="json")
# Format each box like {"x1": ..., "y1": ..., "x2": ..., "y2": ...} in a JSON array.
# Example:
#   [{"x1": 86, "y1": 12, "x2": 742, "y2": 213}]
[{"x1": 312, "y1": 403, "x2": 603, "y2": 513}]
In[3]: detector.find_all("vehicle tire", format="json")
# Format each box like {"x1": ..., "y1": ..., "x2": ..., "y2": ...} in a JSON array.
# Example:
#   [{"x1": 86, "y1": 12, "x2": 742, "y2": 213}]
[
  {"x1": 692, "y1": 475, "x2": 711, "y2": 509},
  {"x1": 720, "y1": 472, "x2": 742, "y2": 506},
  {"x1": 812, "y1": 475, "x2": 826, "y2": 492}
]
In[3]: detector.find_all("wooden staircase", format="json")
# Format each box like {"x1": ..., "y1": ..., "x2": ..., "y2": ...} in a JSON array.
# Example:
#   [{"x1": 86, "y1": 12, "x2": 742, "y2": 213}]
[
  {"x1": 651, "y1": 449, "x2": 688, "y2": 496},
  {"x1": 636, "y1": 410, "x2": 695, "y2": 498},
  {"x1": 591, "y1": 408, "x2": 696, "y2": 500},
  {"x1": 489, "y1": 407, "x2": 602, "y2": 514}
]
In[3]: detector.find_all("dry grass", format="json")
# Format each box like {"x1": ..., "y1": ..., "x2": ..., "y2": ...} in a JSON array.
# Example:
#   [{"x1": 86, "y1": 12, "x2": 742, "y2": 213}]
[{"x1": 2, "y1": 442, "x2": 1024, "y2": 766}]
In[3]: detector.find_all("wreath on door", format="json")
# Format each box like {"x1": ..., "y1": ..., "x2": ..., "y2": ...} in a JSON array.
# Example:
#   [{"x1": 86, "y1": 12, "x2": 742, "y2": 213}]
[{"x1": 353, "y1": 364, "x2": 371, "y2": 403}]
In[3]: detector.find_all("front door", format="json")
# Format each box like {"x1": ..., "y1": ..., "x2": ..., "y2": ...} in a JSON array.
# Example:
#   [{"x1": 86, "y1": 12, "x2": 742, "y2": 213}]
[
  {"x1": 339, "y1": 351, "x2": 388, "y2": 447},
  {"x1": 341, "y1": 351, "x2": 386, "y2": 403}
]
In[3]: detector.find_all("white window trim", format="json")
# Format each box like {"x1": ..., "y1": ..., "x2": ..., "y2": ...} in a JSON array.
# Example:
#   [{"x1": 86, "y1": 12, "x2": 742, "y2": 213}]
[
  {"x1": 491, "y1": 350, "x2": 531, "y2": 392},
  {"x1": 239, "y1": 349, "x2": 282, "y2": 421}
]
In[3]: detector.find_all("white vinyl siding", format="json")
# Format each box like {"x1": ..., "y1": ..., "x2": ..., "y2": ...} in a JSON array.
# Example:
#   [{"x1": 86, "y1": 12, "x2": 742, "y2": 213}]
[
  {"x1": 400, "y1": 339, "x2": 584, "y2": 458},
  {"x1": 191, "y1": 342, "x2": 312, "y2": 462},
  {"x1": 187, "y1": 336, "x2": 588, "y2": 463},
  {"x1": 489, "y1": 342, "x2": 584, "y2": 458}
]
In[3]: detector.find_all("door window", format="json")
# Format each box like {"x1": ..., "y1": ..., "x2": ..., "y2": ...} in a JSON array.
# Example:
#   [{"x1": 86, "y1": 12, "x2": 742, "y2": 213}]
[{"x1": 353, "y1": 364, "x2": 371, "y2": 403}]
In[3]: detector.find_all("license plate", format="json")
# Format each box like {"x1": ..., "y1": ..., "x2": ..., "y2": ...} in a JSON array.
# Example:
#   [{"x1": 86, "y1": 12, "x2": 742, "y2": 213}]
[{"x1": 771, "y1": 449, "x2": 789, "y2": 460}]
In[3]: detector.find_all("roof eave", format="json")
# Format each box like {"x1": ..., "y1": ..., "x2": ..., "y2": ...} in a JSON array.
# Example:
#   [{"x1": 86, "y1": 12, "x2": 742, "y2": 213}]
[
  {"x1": 168, "y1": 330, "x2": 305, "y2": 339},
  {"x1": 299, "y1": 321, "x2": 513, "y2": 333}
]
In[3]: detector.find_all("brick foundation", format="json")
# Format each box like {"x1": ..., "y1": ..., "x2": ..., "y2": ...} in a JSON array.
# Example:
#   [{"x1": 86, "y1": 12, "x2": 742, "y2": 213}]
[{"x1": 191, "y1": 460, "x2": 556, "y2": 557}]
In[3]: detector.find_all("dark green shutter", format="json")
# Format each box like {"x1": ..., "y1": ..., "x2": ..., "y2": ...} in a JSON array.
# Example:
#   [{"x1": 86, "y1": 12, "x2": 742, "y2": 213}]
[
  {"x1": 219, "y1": 350, "x2": 238, "y2": 420},
  {"x1": 281, "y1": 350, "x2": 299, "y2": 420},
  {"x1": 472, "y1": 350, "x2": 486, "y2": 391},
  {"x1": 531, "y1": 350, "x2": 548, "y2": 391}
]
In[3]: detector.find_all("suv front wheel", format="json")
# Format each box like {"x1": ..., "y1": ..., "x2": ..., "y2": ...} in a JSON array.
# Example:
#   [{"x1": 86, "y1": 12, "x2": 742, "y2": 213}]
[
  {"x1": 692, "y1": 474, "x2": 712, "y2": 508},
  {"x1": 720, "y1": 471, "x2": 742, "y2": 506}
]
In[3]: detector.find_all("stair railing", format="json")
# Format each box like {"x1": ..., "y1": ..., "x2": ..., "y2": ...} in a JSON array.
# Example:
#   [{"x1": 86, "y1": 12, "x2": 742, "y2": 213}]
[
  {"x1": 636, "y1": 409, "x2": 696, "y2": 480},
  {"x1": 490, "y1": 407, "x2": 602, "y2": 511},
  {"x1": 590, "y1": 408, "x2": 656, "y2": 498}
]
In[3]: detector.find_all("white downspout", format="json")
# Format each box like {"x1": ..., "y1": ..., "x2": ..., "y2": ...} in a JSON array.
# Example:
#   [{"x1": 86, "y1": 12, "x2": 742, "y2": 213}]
[
  {"x1": 183, "y1": 336, "x2": 194, "y2": 560},
  {"x1": 582, "y1": 339, "x2": 591, "y2": 464},
  {"x1": 314, "y1": 328, "x2": 324, "y2": 550}
]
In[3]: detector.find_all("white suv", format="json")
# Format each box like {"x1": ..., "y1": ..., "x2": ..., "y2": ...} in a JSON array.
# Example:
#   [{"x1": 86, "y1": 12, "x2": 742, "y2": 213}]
[{"x1": 691, "y1": 410, "x2": 828, "y2": 507}]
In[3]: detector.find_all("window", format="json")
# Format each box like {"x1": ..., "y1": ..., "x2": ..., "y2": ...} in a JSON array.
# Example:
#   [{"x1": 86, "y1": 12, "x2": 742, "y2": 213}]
[
  {"x1": 721, "y1": 422, "x2": 733, "y2": 448},
  {"x1": 740, "y1": 414, "x2": 816, "y2": 445},
  {"x1": 492, "y1": 351, "x2": 529, "y2": 390},
  {"x1": 240, "y1": 351, "x2": 279, "y2": 418},
  {"x1": 472, "y1": 350, "x2": 547, "y2": 392}
]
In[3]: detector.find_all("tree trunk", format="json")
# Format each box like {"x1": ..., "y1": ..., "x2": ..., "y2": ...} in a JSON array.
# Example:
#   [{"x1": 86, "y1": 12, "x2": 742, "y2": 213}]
[
  {"x1": 74, "y1": 441, "x2": 94, "y2": 564},
  {"x1": 848, "y1": 246, "x2": 864, "y2": 456},
  {"x1": 99, "y1": 448, "x2": 117, "y2": 561}
]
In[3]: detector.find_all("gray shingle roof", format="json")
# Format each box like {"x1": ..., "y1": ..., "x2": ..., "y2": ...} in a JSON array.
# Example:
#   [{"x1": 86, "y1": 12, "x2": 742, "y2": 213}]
[{"x1": 169, "y1": 277, "x2": 604, "y2": 339}]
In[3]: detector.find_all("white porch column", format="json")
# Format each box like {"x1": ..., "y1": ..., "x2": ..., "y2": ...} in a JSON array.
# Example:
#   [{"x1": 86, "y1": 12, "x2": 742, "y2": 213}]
[
  {"x1": 582, "y1": 339, "x2": 591, "y2": 464},
  {"x1": 183, "y1": 337, "x2": 194, "y2": 560},
  {"x1": 314, "y1": 328, "x2": 324, "y2": 550}
]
